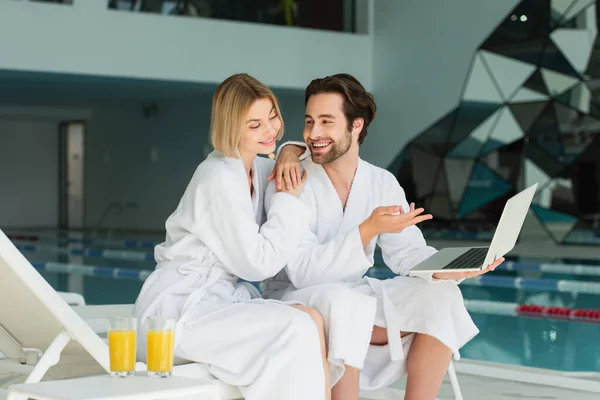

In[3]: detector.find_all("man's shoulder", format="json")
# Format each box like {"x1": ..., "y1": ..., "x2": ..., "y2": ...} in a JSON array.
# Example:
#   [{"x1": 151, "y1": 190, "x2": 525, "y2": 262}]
[{"x1": 359, "y1": 159, "x2": 398, "y2": 185}]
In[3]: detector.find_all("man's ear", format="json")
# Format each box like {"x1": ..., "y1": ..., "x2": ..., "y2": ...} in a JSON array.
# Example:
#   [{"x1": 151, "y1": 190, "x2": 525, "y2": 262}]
[{"x1": 352, "y1": 118, "x2": 364, "y2": 138}]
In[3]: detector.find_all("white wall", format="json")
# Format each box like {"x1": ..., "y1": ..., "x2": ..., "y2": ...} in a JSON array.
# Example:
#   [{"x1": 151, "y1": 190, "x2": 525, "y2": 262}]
[
  {"x1": 0, "y1": 0, "x2": 372, "y2": 91},
  {"x1": 0, "y1": 119, "x2": 59, "y2": 229},
  {"x1": 84, "y1": 88, "x2": 306, "y2": 231},
  {"x1": 362, "y1": 0, "x2": 519, "y2": 168}
]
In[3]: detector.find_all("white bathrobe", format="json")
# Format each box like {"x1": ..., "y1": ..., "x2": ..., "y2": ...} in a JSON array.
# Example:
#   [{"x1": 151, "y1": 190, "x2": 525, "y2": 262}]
[
  {"x1": 133, "y1": 151, "x2": 326, "y2": 400},
  {"x1": 264, "y1": 157, "x2": 479, "y2": 391}
]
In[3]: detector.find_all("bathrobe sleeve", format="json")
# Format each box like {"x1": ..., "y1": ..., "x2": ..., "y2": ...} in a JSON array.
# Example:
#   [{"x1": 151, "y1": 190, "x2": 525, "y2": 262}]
[
  {"x1": 195, "y1": 171, "x2": 310, "y2": 282},
  {"x1": 265, "y1": 181, "x2": 372, "y2": 289},
  {"x1": 376, "y1": 173, "x2": 462, "y2": 283}
]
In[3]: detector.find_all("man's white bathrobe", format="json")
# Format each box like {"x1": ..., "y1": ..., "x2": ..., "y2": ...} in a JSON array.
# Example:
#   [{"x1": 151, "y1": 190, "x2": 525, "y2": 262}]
[
  {"x1": 133, "y1": 151, "x2": 326, "y2": 400},
  {"x1": 264, "y1": 157, "x2": 479, "y2": 391}
]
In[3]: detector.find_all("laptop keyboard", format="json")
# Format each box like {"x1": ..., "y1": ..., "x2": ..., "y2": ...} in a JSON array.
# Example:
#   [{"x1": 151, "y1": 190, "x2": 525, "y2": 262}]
[{"x1": 442, "y1": 247, "x2": 489, "y2": 270}]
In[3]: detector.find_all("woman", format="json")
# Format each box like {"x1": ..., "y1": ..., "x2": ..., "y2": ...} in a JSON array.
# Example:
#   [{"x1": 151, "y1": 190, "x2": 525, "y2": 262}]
[{"x1": 133, "y1": 73, "x2": 331, "y2": 400}]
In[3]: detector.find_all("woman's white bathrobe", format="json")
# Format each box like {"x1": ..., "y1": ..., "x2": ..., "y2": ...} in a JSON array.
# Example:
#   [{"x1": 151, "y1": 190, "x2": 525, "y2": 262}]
[
  {"x1": 133, "y1": 151, "x2": 326, "y2": 400},
  {"x1": 264, "y1": 157, "x2": 479, "y2": 391}
]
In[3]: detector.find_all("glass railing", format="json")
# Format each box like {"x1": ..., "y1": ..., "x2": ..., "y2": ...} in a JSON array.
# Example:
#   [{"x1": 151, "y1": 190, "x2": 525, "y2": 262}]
[{"x1": 107, "y1": 0, "x2": 358, "y2": 33}]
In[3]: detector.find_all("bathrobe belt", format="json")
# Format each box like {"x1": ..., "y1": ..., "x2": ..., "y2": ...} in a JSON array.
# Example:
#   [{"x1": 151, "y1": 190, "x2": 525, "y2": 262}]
[{"x1": 365, "y1": 277, "x2": 404, "y2": 361}]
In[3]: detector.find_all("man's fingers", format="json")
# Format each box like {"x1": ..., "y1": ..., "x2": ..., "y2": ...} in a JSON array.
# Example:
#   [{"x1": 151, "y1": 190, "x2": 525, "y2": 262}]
[
  {"x1": 378, "y1": 205, "x2": 401, "y2": 215},
  {"x1": 286, "y1": 168, "x2": 297, "y2": 189},
  {"x1": 397, "y1": 214, "x2": 432, "y2": 228},
  {"x1": 413, "y1": 214, "x2": 433, "y2": 224},
  {"x1": 408, "y1": 207, "x2": 425, "y2": 217},
  {"x1": 284, "y1": 175, "x2": 293, "y2": 191},
  {"x1": 267, "y1": 170, "x2": 275, "y2": 182},
  {"x1": 295, "y1": 166, "x2": 301, "y2": 186},
  {"x1": 275, "y1": 170, "x2": 283, "y2": 190},
  {"x1": 434, "y1": 271, "x2": 467, "y2": 280}
]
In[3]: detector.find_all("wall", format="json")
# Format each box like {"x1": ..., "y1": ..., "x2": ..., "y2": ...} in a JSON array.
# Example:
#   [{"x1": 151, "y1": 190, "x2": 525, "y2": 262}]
[
  {"x1": 84, "y1": 88, "x2": 307, "y2": 231},
  {"x1": 0, "y1": 79, "x2": 306, "y2": 232},
  {"x1": 362, "y1": 0, "x2": 519, "y2": 168},
  {"x1": 0, "y1": 0, "x2": 372, "y2": 91},
  {"x1": 0, "y1": 119, "x2": 59, "y2": 229}
]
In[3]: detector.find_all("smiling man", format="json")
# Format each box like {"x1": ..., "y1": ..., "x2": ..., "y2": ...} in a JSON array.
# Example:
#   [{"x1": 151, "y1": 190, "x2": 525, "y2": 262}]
[{"x1": 264, "y1": 73, "x2": 503, "y2": 400}]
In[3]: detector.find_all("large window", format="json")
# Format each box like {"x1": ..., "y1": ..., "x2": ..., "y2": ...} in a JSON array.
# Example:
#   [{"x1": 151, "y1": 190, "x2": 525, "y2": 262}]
[{"x1": 107, "y1": 0, "x2": 357, "y2": 33}]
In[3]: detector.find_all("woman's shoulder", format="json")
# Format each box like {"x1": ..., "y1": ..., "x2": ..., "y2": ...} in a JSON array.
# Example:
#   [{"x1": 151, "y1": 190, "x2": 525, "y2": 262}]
[{"x1": 194, "y1": 151, "x2": 246, "y2": 185}]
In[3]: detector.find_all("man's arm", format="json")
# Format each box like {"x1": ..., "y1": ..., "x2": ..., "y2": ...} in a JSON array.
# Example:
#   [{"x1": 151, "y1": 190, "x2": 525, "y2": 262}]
[
  {"x1": 268, "y1": 141, "x2": 310, "y2": 190},
  {"x1": 376, "y1": 176, "x2": 440, "y2": 281}
]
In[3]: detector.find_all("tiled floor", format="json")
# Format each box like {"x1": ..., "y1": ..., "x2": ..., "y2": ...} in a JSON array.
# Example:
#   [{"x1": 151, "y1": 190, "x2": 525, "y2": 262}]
[
  {"x1": 3, "y1": 366, "x2": 599, "y2": 400},
  {"x1": 359, "y1": 375, "x2": 599, "y2": 400},
  {"x1": 358, "y1": 360, "x2": 600, "y2": 400}
]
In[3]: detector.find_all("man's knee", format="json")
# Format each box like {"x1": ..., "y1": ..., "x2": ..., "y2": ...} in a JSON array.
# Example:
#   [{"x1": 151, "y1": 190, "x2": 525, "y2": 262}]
[
  {"x1": 313, "y1": 284, "x2": 373, "y2": 312},
  {"x1": 417, "y1": 281, "x2": 464, "y2": 310}
]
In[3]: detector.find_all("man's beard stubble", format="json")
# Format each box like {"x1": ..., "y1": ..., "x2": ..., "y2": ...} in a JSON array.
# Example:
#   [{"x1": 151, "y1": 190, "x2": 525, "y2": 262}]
[{"x1": 311, "y1": 130, "x2": 353, "y2": 165}]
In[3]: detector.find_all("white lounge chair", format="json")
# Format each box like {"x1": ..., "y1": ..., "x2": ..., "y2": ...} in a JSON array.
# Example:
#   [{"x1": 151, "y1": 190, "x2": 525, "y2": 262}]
[
  {"x1": 57, "y1": 292, "x2": 86, "y2": 307},
  {"x1": 0, "y1": 228, "x2": 242, "y2": 399}
]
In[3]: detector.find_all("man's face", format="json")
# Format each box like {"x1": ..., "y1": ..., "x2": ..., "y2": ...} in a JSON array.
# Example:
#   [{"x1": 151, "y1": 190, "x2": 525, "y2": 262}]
[{"x1": 303, "y1": 93, "x2": 353, "y2": 165}]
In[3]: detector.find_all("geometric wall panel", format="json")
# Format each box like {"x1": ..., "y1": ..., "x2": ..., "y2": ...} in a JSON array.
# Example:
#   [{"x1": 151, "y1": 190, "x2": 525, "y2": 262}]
[
  {"x1": 448, "y1": 108, "x2": 502, "y2": 157},
  {"x1": 457, "y1": 163, "x2": 512, "y2": 218},
  {"x1": 463, "y1": 53, "x2": 505, "y2": 103},
  {"x1": 445, "y1": 158, "x2": 476, "y2": 206},
  {"x1": 483, "y1": 107, "x2": 525, "y2": 155},
  {"x1": 558, "y1": 0, "x2": 596, "y2": 23},
  {"x1": 531, "y1": 204, "x2": 578, "y2": 242},
  {"x1": 550, "y1": 29, "x2": 595, "y2": 73},
  {"x1": 510, "y1": 87, "x2": 549, "y2": 103},
  {"x1": 540, "y1": 68, "x2": 580, "y2": 95},
  {"x1": 392, "y1": 0, "x2": 600, "y2": 245},
  {"x1": 479, "y1": 50, "x2": 537, "y2": 100}
]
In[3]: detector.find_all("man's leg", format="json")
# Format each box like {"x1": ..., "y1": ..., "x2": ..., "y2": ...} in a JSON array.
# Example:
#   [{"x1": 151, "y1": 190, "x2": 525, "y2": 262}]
[
  {"x1": 331, "y1": 327, "x2": 412, "y2": 400},
  {"x1": 404, "y1": 333, "x2": 452, "y2": 400},
  {"x1": 366, "y1": 275, "x2": 477, "y2": 400},
  {"x1": 331, "y1": 365, "x2": 360, "y2": 400},
  {"x1": 370, "y1": 326, "x2": 451, "y2": 400},
  {"x1": 281, "y1": 284, "x2": 377, "y2": 400}
]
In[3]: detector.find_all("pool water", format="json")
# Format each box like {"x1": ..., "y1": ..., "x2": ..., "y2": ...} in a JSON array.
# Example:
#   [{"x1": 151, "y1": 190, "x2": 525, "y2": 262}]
[{"x1": 10, "y1": 232, "x2": 600, "y2": 374}]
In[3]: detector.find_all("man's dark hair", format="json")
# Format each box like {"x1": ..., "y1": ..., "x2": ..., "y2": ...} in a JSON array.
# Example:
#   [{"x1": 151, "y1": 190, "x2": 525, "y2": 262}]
[{"x1": 305, "y1": 73, "x2": 376, "y2": 145}]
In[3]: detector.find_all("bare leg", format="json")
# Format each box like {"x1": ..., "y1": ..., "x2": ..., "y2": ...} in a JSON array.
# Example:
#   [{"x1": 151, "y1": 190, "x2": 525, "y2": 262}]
[
  {"x1": 371, "y1": 326, "x2": 450, "y2": 399},
  {"x1": 370, "y1": 325, "x2": 411, "y2": 344},
  {"x1": 292, "y1": 305, "x2": 332, "y2": 400},
  {"x1": 404, "y1": 333, "x2": 452, "y2": 400},
  {"x1": 332, "y1": 365, "x2": 359, "y2": 400},
  {"x1": 329, "y1": 325, "x2": 405, "y2": 400}
]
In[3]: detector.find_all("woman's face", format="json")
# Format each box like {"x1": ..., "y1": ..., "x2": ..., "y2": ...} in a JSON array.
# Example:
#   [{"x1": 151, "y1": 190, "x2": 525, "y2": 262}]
[{"x1": 240, "y1": 98, "x2": 281, "y2": 156}]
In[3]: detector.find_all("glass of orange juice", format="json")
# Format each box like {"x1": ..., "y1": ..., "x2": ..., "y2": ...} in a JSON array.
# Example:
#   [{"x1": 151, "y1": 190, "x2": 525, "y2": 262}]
[
  {"x1": 146, "y1": 317, "x2": 175, "y2": 378},
  {"x1": 107, "y1": 317, "x2": 137, "y2": 377}
]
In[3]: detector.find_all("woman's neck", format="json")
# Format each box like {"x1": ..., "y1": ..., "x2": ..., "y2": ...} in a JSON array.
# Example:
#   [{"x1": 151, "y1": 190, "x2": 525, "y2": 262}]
[{"x1": 240, "y1": 150, "x2": 256, "y2": 179}]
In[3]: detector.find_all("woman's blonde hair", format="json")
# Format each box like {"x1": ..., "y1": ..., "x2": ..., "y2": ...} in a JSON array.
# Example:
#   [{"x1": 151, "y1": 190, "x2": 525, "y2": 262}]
[{"x1": 210, "y1": 73, "x2": 284, "y2": 157}]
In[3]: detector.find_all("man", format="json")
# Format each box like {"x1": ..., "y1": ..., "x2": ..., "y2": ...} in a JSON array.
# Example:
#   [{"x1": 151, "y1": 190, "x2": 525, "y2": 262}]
[{"x1": 264, "y1": 73, "x2": 503, "y2": 400}]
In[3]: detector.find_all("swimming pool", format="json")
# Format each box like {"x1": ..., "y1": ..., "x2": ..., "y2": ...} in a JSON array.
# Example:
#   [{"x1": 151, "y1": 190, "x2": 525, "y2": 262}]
[{"x1": 8, "y1": 231, "x2": 600, "y2": 374}]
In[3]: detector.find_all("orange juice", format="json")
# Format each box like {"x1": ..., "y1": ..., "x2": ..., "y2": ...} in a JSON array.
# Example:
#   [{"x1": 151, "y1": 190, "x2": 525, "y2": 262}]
[
  {"x1": 147, "y1": 330, "x2": 175, "y2": 373},
  {"x1": 108, "y1": 330, "x2": 136, "y2": 372}
]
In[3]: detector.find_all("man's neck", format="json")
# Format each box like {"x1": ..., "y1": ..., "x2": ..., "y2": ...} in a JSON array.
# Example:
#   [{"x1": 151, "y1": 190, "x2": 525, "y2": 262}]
[{"x1": 323, "y1": 147, "x2": 359, "y2": 191}]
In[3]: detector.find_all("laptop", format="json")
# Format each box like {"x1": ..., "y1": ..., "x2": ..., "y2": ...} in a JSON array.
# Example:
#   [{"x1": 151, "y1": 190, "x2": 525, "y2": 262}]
[{"x1": 409, "y1": 182, "x2": 538, "y2": 276}]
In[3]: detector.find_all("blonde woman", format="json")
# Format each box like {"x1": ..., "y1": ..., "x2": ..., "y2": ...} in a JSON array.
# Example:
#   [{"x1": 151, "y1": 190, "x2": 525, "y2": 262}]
[{"x1": 133, "y1": 74, "x2": 331, "y2": 400}]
